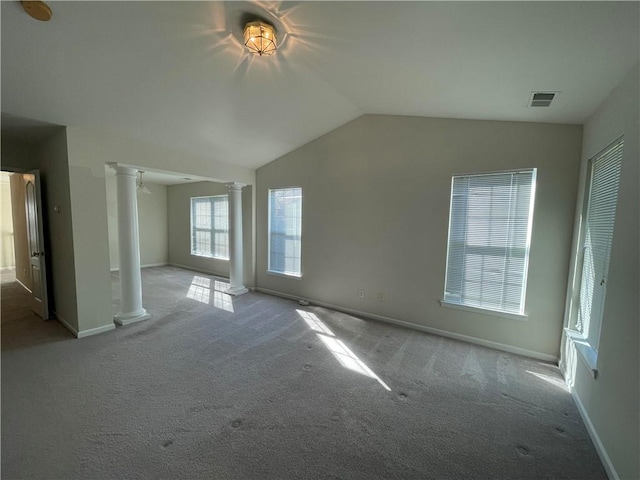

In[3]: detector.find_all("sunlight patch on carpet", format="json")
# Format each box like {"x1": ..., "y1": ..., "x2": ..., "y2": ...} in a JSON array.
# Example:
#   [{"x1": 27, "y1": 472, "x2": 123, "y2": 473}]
[
  {"x1": 526, "y1": 370, "x2": 568, "y2": 391},
  {"x1": 187, "y1": 276, "x2": 211, "y2": 304},
  {"x1": 297, "y1": 309, "x2": 391, "y2": 391},
  {"x1": 186, "y1": 276, "x2": 234, "y2": 312}
]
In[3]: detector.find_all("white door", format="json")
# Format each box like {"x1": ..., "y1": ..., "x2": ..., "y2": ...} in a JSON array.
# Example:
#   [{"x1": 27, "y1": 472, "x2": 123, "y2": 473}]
[{"x1": 24, "y1": 170, "x2": 50, "y2": 319}]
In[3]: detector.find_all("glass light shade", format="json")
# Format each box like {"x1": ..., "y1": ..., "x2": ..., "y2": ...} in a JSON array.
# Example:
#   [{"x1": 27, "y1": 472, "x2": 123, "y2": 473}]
[
  {"x1": 137, "y1": 171, "x2": 152, "y2": 195},
  {"x1": 243, "y1": 21, "x2": 277, "y2": 56}
]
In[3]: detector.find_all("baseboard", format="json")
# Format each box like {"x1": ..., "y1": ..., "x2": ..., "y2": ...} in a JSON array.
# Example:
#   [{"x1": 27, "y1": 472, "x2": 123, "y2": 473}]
[
  {"x1": 256, "y1": 287, "x2": 558, "y2": 363},
  {"x1": 77, "y1": 323, "x2": 116, "y2": 338},
  {"x1": 168, "y1": 262, "x2": 228, "y2": 279},
  {"x1": 570, "y1": 389, "x2": 619, "y2": 480},
  {"x1": 54, "y1": 311, "x2": 78, "y2": 337},
  {"x1": 110, "y1": 262, "x2": 168, "y2": 272},
  {"x1": 54, "y1": 311, "x2": 115, "y2": 339},
  {"x1": 15, "y1": 277, "x2": 32, "y2": 294}
]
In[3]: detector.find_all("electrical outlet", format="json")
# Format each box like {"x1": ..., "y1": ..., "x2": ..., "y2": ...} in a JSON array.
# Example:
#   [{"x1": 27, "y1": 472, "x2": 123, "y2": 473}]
[
  {"x1": 358, "y1": 289, "x2": 365, "y2": 298},
  {"x1": 376, "y1": 293, "x2": 384, "y2": 302}
]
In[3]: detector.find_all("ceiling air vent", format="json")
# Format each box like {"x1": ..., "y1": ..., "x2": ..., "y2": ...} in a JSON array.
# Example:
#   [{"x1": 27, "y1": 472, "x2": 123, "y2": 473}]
[{"x1": 529, "y1": 92, "x2": 556, "y2": 107}]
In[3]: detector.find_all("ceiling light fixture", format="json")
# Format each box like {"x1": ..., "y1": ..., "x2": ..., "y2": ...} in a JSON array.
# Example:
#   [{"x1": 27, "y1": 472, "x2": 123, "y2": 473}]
[
  {"x1": 137, "y1": 171, "x2": 151, "y2": 195},
  {"x1": 21, "y1": 1, "x2": 52, "y2": 22},
  {"x1": 243, "y1": 20, "x2": 277, "y2": 56}
]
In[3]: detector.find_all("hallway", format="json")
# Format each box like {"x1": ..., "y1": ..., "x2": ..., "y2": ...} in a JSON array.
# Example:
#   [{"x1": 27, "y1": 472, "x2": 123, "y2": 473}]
[{"x1": 1, "y1": 268, "x2": 73, "y2": 351}]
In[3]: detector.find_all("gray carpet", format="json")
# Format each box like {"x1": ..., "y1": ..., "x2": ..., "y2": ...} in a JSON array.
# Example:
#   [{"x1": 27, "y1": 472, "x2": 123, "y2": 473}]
[{"x1": 2, "y1": 266, "x2": 606, "y2": 479}]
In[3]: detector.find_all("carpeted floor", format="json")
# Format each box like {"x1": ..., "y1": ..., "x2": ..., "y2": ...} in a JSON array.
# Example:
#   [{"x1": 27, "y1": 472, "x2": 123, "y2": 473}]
[{"x1": 2, "y1": 266, "x2": 606, "y2": 479}]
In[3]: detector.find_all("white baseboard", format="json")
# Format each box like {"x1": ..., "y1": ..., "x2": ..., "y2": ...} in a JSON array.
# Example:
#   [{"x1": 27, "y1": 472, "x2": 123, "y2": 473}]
[
  {"x1": 110, "y1": 262, "x2": 168, "y2": 272},
  {"x1": 15, "y1": 277, "x2": 32, "y2": 294},
  {"x1": 54, "y1": 311, "x2": 78, "y2": 337},
  {"x1": 54, "y1": 311, "x2": 115, "y2": 339},
  {"x1": 168, "y1": 262, "x2": 227, "y2": 279},
  {"x1": 77, "y1": 323, "x2": 116, "y2": 338},
  {"x1": 570, "y1": 389, "x2": 619, "y2": 480},
  {"x1": 256, "y1": 287, "x2": 558, "y2": 363}
]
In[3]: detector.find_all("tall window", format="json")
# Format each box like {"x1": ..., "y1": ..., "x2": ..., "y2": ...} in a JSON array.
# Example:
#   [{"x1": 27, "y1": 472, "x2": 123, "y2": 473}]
[
  {"x1": 573, "y1": 138, "x2": 623, "y2": 355},
  {"x1": 443, "y1": 169, "x2": 537, "y2": 316},
  {"x1": 268, "y1": 187, "x2": 302, "y2": 276},
  {"x1": 191, "y1": 195, "x2": 229, "y2": 259}
]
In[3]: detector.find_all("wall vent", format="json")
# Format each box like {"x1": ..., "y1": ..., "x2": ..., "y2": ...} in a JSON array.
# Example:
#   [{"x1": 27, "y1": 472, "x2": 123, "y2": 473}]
[{"x1": 529, "y1": 92, "x2": 556, "y2": 107}]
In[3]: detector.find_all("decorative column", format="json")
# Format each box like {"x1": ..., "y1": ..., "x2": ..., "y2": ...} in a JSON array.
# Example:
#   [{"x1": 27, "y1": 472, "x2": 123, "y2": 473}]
[
  {"x1": 225, "y1": 182, "x2": 248, "y2": 296},
  {"x1": 113, "y1": 165, "x2": 150, "y2": 325}
]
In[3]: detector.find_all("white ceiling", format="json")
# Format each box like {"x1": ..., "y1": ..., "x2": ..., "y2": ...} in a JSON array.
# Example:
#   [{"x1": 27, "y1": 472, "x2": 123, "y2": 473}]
[{"x1": 2, "y1": 1, "x2": 638, "y2": 170}]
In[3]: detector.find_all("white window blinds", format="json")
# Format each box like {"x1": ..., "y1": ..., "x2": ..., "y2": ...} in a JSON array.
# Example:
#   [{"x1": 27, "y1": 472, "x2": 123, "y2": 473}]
[
  {"x1": 575, "y1": 138, "x2": 623, "y2": 353},
  {"x1": 268, "y1": 187, "x2": 302, "y2": 276},
  {"x1": 444, "y1": 169, "x2": 537, "y2": 315},
  {"x1": 190, "y1": 195, "x2": 229, "y2": 259}
]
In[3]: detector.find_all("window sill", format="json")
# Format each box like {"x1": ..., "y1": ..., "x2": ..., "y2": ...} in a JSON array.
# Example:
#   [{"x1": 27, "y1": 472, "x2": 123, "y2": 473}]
[
  {"x1": 191, "y1": 253, "x2": 229, "y2": 261},
  {"x1": 267, "y1": 270, "x2": 302, "y2": 279},
  {"x1": 564, "y1": 328, "x2": 598, "y2": 378},
  {"x1": 439, "y1": 300, "x2": 527, "y2": 322}
]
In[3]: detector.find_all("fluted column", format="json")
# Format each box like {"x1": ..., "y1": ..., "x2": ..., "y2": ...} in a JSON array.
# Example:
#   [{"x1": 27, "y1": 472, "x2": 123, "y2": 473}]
[
  {"x1": 225, "y1": 182, "x2": 248, "y2": 296},
  {"x1": 113, "y1": 165, "x2": 150, "y2": 325}
]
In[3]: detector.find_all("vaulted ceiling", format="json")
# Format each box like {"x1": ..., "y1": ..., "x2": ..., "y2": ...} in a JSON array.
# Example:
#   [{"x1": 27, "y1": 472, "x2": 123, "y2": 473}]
[{"x1": 2, "y1": 1, "x2": 638, "y2": 169}]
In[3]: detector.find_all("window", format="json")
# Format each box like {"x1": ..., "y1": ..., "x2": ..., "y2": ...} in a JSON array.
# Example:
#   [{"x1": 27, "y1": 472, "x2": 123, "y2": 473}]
[
  {"x1": 190, "y1": 195, "x2": 229, "y2": 259},
  {"x1": 443, "y1": 169, "x2": 537, "y2": 316},
  {"x1": 571, "y1": 138, "x2": 623, "y2": 359},
  {"x1": 268, "y1": 187, "x2": 302, "y2": 276}
]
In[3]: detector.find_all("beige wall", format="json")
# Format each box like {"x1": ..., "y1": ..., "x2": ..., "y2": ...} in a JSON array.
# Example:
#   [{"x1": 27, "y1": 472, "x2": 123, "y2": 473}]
[
  {"x1": 256, "y1": 115, "x2": 582, "y2": 359},
  {"x1": 1, "y1": 140, "x2": 37, "y2": 171},
  {"x1": 1, "y1": 175, "x2": 16, "y2": 269},
  {"x1": 36, "y1": 129, "x2": 79, "y2": 331},
  {"x1": 105, "y1": 172, "x2": 168, "y2": 270},
  {"x1": 560, "y1": 65, "x2": 639, "y2": 479},
  {"x1": 65, "y1": 127, "x2": 255, "y2": 335},
  {"x1": 167, "y1": 182, "x2": 254, "y2": 287}
]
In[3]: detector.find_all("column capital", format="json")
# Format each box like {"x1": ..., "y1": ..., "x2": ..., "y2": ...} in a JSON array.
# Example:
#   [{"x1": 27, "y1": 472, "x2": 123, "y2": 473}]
[
  {"x1": 109, "y1": 163, "x2": 138, "y2": 177},
  {"x1": 226, "y1": 182, "x2": 246, "y2": 191}
]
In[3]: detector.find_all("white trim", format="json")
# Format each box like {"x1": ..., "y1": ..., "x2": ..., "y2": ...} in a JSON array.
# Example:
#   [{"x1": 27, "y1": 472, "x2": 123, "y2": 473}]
[
  {"x1": 267, "y1": 270, "x2": 302, "y2": 279},
  {"x1": 54, "y1": 312, "x2": 78, "y2": 337},
  {"x1": 53, "y1": 312, "x2": 116, "y2": 338},
  {"x1": 168, "y1": 264, "x2": 257, "y2": 294},
  {"x1": 225, "y1": 286, "x2": 249, "y2": 296},
  {"x1": 114, "y1": 312, "x2": 150, "y2": 326},
  {"x1": 77, "y1": 323, "x2": 116, "y2": 338},
  {"x1": 15, "y1": 277, "x2": 32, "y2": 294},
  {"x1": 453, "y1": 167, "x2": 539, "y2": 178},
  {"x1": 256, "y1": 287, "x2": 557, "y2": 362},
  {"x1": 142, "y1": 262, "x2": 168, "y2": 269},
  {"x1": 168, "y1": 262, "x2": 229, "y2": 280},
  {"x1": 190, "y1": 253, "x2": 229, "y2": 261},
  {"x1": 439, "y1": 300, "x2": 527, "y2": 322},
  {"x1": 564, "y1": 328, "x2": 598, "y2": 377},
  {"x1": 110, "y1": 262, "x2": 168, "y2": 272},
  {"x1": 570, "y1": 388, "x2": 619, "y2": 480}
]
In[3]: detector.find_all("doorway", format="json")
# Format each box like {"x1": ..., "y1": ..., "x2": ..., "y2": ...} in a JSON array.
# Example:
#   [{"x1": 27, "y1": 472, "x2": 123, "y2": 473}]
[
  {"x1": 0, "y1": 170, "x2": 50, "y2": 319},
  {"x1": 1, "y1": 172, "x2": 17, "y2": 284}
]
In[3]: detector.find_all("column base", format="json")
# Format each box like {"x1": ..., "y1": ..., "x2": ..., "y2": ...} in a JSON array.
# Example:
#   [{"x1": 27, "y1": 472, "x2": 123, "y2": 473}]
[
  {"x1": 114, "y1": 310, "x2": 150, "y2": 326},
  {"x1": 225, "y1": 286, "x2": 248, "y2": 296}
]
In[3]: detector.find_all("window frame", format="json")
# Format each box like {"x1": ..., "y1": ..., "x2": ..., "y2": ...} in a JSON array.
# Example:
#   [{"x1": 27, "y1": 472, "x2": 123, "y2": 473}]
[
  {"x1": 190, "y1": 195, "x2": 230, "y2": 260},
  {"x1": 267, "y1": 187, "x2": 303, "y2": 278},
  {"x1": 441, "y1": 168, "x2": 537, "y2": 319},
  {"x1": 565, "y1": 136, "x2": 623, "y2": 374}
]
